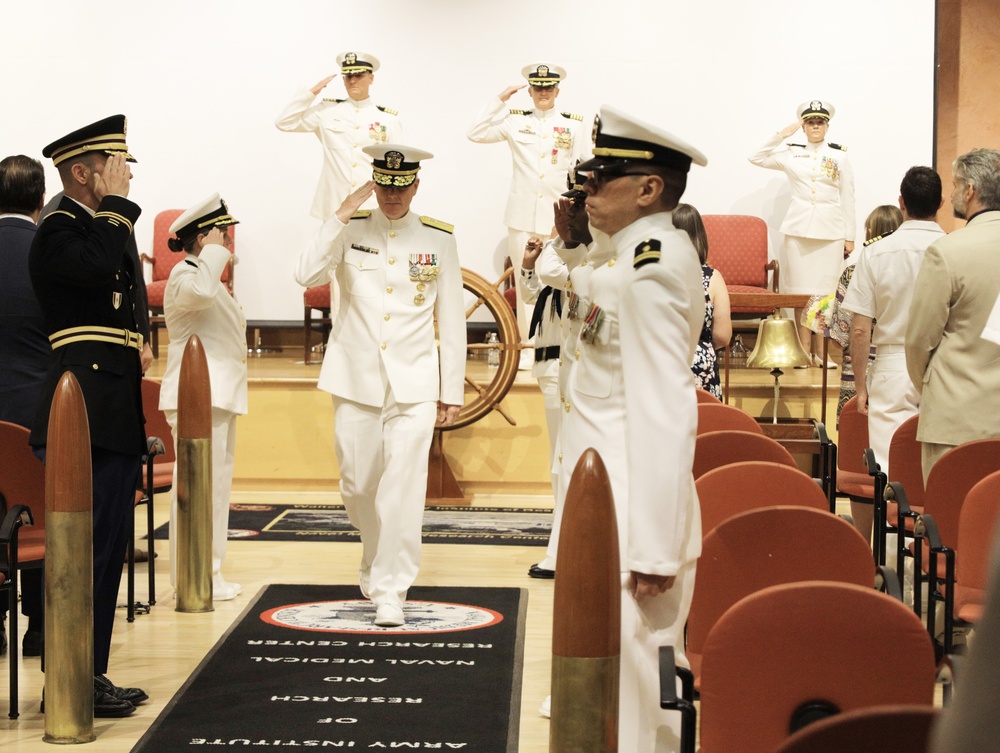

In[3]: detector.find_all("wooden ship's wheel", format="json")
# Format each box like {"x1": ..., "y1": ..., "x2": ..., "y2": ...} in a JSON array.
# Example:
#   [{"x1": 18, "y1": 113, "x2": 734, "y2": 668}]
[{"x1": 427, "y1": 267, "x2": 521, "y2": 500}]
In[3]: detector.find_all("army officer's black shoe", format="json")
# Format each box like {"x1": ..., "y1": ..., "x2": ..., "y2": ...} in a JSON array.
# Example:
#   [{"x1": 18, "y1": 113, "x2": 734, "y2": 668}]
[
  {"x1": 95, "y1": 674, "x2": 149, "y2": 705},
  {"x1": 528, "y1": 563, "x2": 555, "y2": 579}
]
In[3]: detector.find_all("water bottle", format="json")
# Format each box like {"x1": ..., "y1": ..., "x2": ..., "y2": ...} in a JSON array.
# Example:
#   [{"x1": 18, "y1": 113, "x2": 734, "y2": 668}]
[{"x1": 487, "y1": 332, "x2": 500, "y2": 369}]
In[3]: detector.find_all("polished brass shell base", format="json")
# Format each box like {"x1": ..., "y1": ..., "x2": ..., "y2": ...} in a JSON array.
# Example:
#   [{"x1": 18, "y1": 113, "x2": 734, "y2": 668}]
[
  {"x1": 175, "y1": 438, "x2": 214, "y2": 613},
  {"x1": 550, "y1": 654, "x2": 620, "y2": 752}
]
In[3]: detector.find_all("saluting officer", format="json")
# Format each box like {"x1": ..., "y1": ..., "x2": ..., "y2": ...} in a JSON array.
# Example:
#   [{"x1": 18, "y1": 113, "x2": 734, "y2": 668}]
[
  {"x1": 467, "y1": 63, "x2": 585, "y2": 369},
  {"x1": 276, "y1": 51, "x2": 403, "y2": 219},
  {"x1": 29, "y1": 115, "x2": 149, "y2": 717},
  {"x1": 566, "y1": 105, "x2": 707, "y2": 751},
  {"x1": 159, "y1": 194, "x2": 247, "y2": 601},
  {"x1": 749, "y1": 99, "x2": 856, "y2": 360},
  {"x1": 295, "y1": 145, "x2": 465, "y2": 628}
]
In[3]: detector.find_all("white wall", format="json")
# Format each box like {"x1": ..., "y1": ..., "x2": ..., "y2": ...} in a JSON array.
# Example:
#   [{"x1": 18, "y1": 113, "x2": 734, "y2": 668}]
[{"x1": 2, "y1": 0, "x2": 935, "y2": 320}]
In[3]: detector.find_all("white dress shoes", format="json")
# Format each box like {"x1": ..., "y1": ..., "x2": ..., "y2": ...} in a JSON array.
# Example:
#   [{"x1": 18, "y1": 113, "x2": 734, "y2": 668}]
[
  {"x1": 374, "y1": 603, "x2": 405, "y2": 627},
  {"x1": 539, "y1": 695, "x2": 551, "y2": 718},
  {"x1": 213, "y1": 579, "x2": 243, "y2": 601},
  {"x1": 359, "y1": 565, "x2": 371, "y2": 599}
]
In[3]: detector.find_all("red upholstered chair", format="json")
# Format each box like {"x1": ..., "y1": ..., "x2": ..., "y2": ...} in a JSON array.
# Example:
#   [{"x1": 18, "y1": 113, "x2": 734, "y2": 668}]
[
  {"x1": 683, "y1": 507, "x2": 876, "y2": 690},
  {"x1": 703, "y1": 214, "x2": 779, "y2": 319},
  {"x1": 665, "y1": 581, "x2": 935, "y2": 753},
  {"x1": 695, "y1": 388, "x2": 722, "y2": 404},
  {"x1": 891, "y1": 439, "x2": 1000, "y2": 637},
  {"x1": 693, "y1": 430, "x2": 797, "y2": 479},
  {"x1": 696, "y1": 461, "x2": 829, "y2": 537},
  {"x1": 836, "y1": 395, "x2": 875, "y2": 505},
  {"x1": 0, "y1": 421, "x2": 45, "y2": 718},
  {"x1": 142, "y1": 209, "x2": 235, "y2": 358},
  {"x1": 774, "y1": 705, "x2": 937, "y2": 753},
  {"x1": 303, "y1": 283, "x2": 332, "y2": 364},
  {"x1": 697, "y1": 403, "x2": 763, "y2": 435},
  {"x1": 126, "y1": 378, "x2": 176, "y2": 619},
  {"x1": 920, "y1": 460, "x2": 1000, "y2": 658}
]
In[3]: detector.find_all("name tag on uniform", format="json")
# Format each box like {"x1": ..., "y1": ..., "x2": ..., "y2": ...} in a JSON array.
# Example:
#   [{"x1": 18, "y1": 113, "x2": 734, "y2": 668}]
[{"x1": 351, "y1": 243, "x2": 379, "y2": 255}]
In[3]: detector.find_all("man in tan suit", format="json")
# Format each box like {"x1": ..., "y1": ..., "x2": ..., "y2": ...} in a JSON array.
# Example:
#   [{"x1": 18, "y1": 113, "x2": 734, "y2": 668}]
[{"x1": 905, "y1": 148, "x2": 1000, "y2": 483}]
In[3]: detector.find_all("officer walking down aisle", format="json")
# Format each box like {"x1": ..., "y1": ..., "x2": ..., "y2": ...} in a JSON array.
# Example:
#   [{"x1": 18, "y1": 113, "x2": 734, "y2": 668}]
[
  {"x1": 467, "y1": 63, "x2": 584, "y2": 369},
  {"x1": 276, "y1": 51, "x2": 403, "y2": 218},
  {"x1": 159, "y1": 194, "x2": 247, "y2": 601},
  {"x1": 295, "y1": 145, "x2": 465, "y2": 627}
]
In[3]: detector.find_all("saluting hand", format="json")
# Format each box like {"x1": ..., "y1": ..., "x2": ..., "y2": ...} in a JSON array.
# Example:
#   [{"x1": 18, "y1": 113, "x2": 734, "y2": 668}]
[
  {"x1": 778, "y1": 120, "x2": 804, "y2": 140},
  {"x1": 498, "y1": 84, "x2": 526, "y2": 102},
  {"x1": 335, "y1": 181, "x2": 376, "y2": 224},
  {"x1": 310, "y1": 74, "x2": 338, "y2": 96},
  {"x1": 94, "y1": 153, "x2": 132, "y2": 200},
  {"x1": 202, "y1": 226, "x2": 231, "y2": 248}
]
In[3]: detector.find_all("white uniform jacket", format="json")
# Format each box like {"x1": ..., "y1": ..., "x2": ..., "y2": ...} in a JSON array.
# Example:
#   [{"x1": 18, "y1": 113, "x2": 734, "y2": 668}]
[
  {"x1": 276, "y1": 89, "x2": 403, "y2": 220},
  {"x1": 160, "y1": 245, "x2": 248, "y2": 415},
  {"x1": 841, "y1": 220, "x2": 945, "y2": 346},
  {"x1": 618, "y1": 215, "x2": 705, "y2": 576},
  {"x1": 467, "y1": 97, "x2": 585, "y2": 234},
  {"x1": 295, "y1": 209, "x2": 465, "y2": 408},
  {"x1": 749, "y1": 132, "x2": 856, "y2": 242}
]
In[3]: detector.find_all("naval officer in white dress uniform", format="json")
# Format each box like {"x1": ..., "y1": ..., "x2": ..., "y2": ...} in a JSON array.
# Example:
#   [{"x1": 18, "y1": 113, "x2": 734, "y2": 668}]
[
  {"x1": 159, "y1": 194, "x2": 247, "y2": 601},
  {"x1": 467, "y1": 63, "x2": 585, "y2": 369},
  {"x1": 295, "y1": 145, "x2": 466, "y2": 627},
  {"x1": 276, "y1": 51, "x2": 403, "y2": 219},
  {"x1": 563, "y1": 105, "x2": 706, "y2": 751}
]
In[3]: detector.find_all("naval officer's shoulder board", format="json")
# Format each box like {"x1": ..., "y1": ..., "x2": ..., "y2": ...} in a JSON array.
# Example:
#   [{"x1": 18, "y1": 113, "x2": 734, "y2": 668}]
[
  {"x1": 376, "y1": 105, "x2": 398, "y2": 116},
  {"x1": 322, "y1": 98, "x2": 347, "y2": 104},
  {"x1": 420, "y1": 216, "x2": 454, "y2": 234},
  {"x1": 863, "y1": 229, "x2": 894, "y2": 247},
  {"x1": 828, "y1": 142, "x2": 847, "y2": 151},
  {"x1": 561, "y1": 112, "x2": 583, "y2": 121},
  {"x1": 633, "y1": 239, "x2": 661, "y2": 269},
  {"x1": 509, "y1": 109, "x2": 532, "y2": 116},
  {"x1": 350, "y1": 210, "x2": 372, "y2": 221}
]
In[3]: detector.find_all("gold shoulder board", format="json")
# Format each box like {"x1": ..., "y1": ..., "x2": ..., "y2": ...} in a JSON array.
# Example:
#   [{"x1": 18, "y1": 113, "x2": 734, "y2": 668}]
[
  {"x1": 323, "y1": 98, "x2": 347, "y2": 104},
  {"x1": 351, "y1": 210, "x2": 372, "y2": 220},
  {"x1": 376, "y1": 105, "x2": 398, "y2": 116},
  {"x1": 828, "y1": 142, "x2": 848, "y2": 151},
  {"x1": 510, "y1": 109, "x2": 532, "y2": 116},
  {"x1": 562, "y1": 112, "x2": 583, "y2": 121},
  {"x1": 420, "y1": 216, "x2": 454, "y2": 234}
]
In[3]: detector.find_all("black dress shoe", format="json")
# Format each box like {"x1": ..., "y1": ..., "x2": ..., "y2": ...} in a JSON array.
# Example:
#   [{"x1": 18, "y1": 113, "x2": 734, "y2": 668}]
[
  {"x1": 94, "y1": 690, "x2": 136, "y2": 718},
  {"x1": 40, "y1": 690, "x2": 135, "y2": 718},
  {"x1": 22, "y1": 629, "x2": 43, "y2": 657},
  {"x1": 95, "y1": 674, "x2": 149, "y2": 705},
  {"x1": 528, "y1": 564, "x2": 555, "y2": 579}
]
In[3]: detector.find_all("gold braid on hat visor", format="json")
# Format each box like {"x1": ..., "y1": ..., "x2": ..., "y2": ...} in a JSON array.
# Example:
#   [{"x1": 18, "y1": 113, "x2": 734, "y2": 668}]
[
  {"x1": 51, "y1": 136, "x2": 133, "y2": 166},
  {"x1": 373, "y1": 168, "x2": 419, "y2": 187}
]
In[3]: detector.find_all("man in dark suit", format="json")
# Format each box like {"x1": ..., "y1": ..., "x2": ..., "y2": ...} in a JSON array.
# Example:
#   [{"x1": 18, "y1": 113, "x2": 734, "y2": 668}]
[
  {"x1": 0, "y1": 154, "x2": 48, "y2": 656},
  {"x1": 29, "y1": 115, "x2": 148, "y2": 718}
]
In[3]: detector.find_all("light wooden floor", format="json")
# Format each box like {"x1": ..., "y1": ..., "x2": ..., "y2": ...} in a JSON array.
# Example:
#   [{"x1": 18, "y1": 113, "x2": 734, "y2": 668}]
[{"x1": 1, "y1": 491, "x2": 560, "y2": 752}]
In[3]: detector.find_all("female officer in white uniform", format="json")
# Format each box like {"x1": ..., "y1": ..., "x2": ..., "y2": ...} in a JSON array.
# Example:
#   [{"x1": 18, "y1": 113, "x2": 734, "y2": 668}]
[
  {"x1": 749, "y1": 100, "x2": 856, "y2": 361},
  {"x1": 159, "y1": 194, "x2": 247, "y2": 600}
]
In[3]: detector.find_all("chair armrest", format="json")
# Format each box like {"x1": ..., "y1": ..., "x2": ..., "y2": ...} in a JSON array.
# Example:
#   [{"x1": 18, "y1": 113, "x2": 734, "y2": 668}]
[
  {"x1": 767, "y1": 259, "x2": 780, "y2": 293},
  {"x1": 659, "y1": 646, "x2": 697, "y2": 753},
  {"x1": 139, "y1": 252, "x2": 155, "y2": 267},
  {"x1": 145, "y1": 436, "x2": 166, "y2": 460},
  {"x1": 919, "y1": 512, "x2": 945, "y2": 550},
  {"x1": 863, "y1": 448, "x2": 881, "y2": 477},
  {"x1": 876, "y1": 566, "x2": 903, "y2": 600},
  {"x1": 886, "y1": 481, "x2": 916, "y2": 516},
  {"x1": 0, "y1": 504, "x2": 34, "y2": 541}
]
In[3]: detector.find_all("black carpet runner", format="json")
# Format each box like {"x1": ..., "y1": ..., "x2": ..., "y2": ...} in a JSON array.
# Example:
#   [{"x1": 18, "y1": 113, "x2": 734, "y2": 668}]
[
  {"x1": 152, "y1": 504, "x2": 551, "y2": 546},
  {"x1": 132, "y1": 584, "x2": 527, "y2": 752}
]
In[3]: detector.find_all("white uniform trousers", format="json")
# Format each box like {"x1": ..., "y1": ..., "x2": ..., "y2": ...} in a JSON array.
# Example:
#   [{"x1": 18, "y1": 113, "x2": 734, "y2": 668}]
[
  {"x1": 508, "y1": 228, "x2": 536, "y2": 346},
  {"x1": 619, "y1": 561, "x2": 696, "y2": 753},
  {"x1": 867, "y1": 350, "x2": 920, "y2": 475},
  {"x1": 535, "y1": 372, "x2": 560, "y2": 570},
  {"x1": 165, "y1": 407, "x2": 238, "y2": 586},
  {"x1": 332, "y1": 389, "x2": 437, "y2": 607}
]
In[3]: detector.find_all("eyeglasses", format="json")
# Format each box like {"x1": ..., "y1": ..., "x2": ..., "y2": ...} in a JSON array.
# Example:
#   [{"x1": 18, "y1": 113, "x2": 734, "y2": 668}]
[{"x1": 582, "y1": 170, "x2": 652, "y2": 192}]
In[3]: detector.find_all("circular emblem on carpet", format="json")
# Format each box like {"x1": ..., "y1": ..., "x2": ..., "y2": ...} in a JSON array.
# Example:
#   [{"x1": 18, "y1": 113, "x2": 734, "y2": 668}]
[{"x1": 260, "y1": 599, "x2": 504, "y2": 634}]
